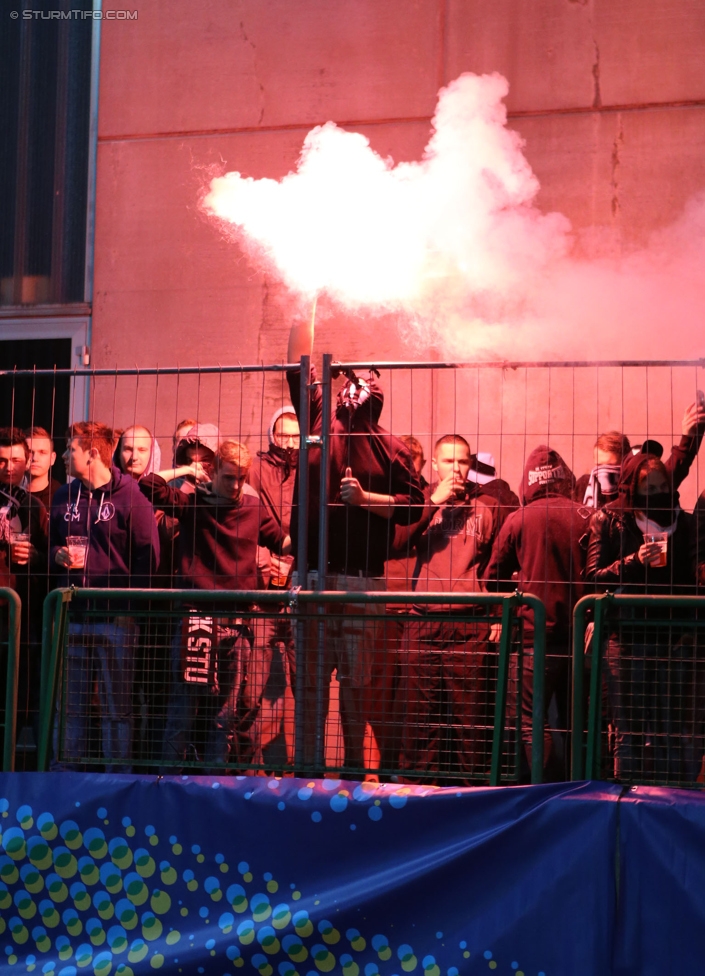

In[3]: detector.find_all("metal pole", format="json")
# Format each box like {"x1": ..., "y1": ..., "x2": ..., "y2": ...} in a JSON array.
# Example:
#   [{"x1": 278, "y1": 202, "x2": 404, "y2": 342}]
[
  {"x1": 586, "y1": 594, "x2": 609, "y2": 780},
  {"x1": 313, "y1": 354, "x2": 332, "y2": 770},
  {"x1": 528, "y1": 596, "x2": 547, "y2": 785},
  {"x1": 38, "y1": 589, "x2": 74, "y2": 772},
  {"x1": 2, "y1": 589, "x2": 21, "y2": 772},
  {"x1": 317, "y1": 354, "x2": 332, "y2": 584},
  {"x1": 571, "y1": 596, "x2": 593, "y2": 780},
  {"x1": 489, "y1": 598, "x2": 513, "y2": 786},
  {"x1": 294, "y1": 356, "x2": 311, "y2": 770}
]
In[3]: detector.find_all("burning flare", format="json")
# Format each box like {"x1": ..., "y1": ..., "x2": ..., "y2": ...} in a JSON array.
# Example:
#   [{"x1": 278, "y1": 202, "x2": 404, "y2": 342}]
[
  {"x1": 203, "y1": 72, "x2": 705, "y2": 359},
  {"x1": 203, "y1": 73, "x2": 568, "y2": 313}
]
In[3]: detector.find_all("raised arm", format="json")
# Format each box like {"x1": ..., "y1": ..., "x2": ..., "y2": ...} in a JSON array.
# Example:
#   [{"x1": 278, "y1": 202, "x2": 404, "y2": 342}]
[
  {"x1": 139, "y1": 473, "x2": 192, "y2": 518},
  {"x1": 665, "y1": 397, "x2": 705, "y2": 490},
  {"x1": 151, "y1": 462, "x2": 209, "y2": 485}
]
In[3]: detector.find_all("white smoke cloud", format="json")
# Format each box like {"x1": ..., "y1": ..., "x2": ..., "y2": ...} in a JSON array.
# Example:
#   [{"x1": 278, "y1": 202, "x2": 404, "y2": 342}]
[{"x1": 203, "y1": 72, "x2": 705, "y2": 361}]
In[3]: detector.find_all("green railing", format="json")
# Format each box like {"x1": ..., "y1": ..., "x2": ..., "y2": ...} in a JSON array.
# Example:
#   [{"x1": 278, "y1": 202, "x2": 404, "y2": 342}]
[
  {"x1": 38, "y1": 587, "x2": 546, "y2": 784},
  {"x1": 0, "y1": 588, "x2": 22, "y2": 772},
  {"x1": 571, "y1": 593, "x2": 705, "y2": 784}
]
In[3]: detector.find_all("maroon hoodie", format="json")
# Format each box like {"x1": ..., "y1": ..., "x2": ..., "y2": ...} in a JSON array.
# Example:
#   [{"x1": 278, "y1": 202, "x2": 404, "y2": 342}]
[
  {"x1": 139, "y1": 476, "x2": 284, "y2": 591},
  {"x1": 483, "y1": 446, "x2": 590, "y2": 648}
]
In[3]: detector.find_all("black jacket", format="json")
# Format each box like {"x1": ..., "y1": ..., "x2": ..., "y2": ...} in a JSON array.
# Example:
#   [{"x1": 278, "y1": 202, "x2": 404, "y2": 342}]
[
  {"x1": 287, "y1": 366, "x2": 424, "y2": 577},
  {"x1": 585, "y1": 453, "x2": 698, "y2": 596}
]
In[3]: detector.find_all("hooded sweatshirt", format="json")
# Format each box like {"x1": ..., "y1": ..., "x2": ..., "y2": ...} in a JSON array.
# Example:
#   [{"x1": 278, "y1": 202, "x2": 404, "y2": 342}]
[
  {"x1": 483, "y1": 446, "x2": 590, "y2": 647},
  {"x1": 173, "y1": 423, "x2": 220, "y2": 468},
  {"x1": 0, "y1": 483, "x2": 48, "y2": 595},
  {"x1": 139, "y1": 476, "x2": 285, "y2": 591},
  {"x1": 113, "y1": 430, "x2": 162, "y2": 478},
  {"x1": 248, "y1": 407, "x2": 298, "y2": 586},
  {"x1": 411, "y1": 486, "x2": 503, "y2": 606},
  {"x1": 50, "y1": 467, "x2": 160, "y2": 589},
  {"x1": 585, "y1": 452, "x2": 698, "y2": 595},
  {"x1": 287, "y1": 366, "x2": 424, "y2": 577}
]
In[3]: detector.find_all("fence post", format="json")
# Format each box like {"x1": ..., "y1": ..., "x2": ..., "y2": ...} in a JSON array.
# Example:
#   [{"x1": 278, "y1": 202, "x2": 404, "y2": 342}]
[
  {"x1": 294, "y1": 356, "x2": 311, "y2": 771},
  {"x1": 586, "y1": 594, "x2": 609, "y2": 780},
  {"x1": 1, "y1": 588, "x2": 21, "y2": 772},
  {"x1": 37, "y1": 588, "x2": 73, "y2": 772},
  {"x1": 528, "y1": 595, "x2": 546, "y2": 785},
  {"x1": 571, "y1": 596, "x2": 594, "y2": 781},
  {"x1": 313, "y1": 354, "x2": 332, "y2": 771},
  {"x1": 489, "y1": 597, "x2": 514, "y2": 786}
]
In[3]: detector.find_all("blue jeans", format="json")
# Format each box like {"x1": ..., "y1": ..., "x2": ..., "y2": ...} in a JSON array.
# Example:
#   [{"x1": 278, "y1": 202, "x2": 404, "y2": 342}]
[{"x1": 55, "y1": 619, "x2": 138, "y2": 771}]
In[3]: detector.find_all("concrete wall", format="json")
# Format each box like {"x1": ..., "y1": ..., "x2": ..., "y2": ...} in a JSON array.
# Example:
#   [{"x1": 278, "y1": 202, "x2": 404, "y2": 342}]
[{"x1": 92, "y1": 0, "x2": 705, "y2": 503}]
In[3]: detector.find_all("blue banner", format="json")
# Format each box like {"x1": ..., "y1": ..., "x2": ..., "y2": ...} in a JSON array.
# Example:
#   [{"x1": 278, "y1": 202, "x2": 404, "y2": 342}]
[
  {"x1": 0, "y1": 776, "x2": 622, "y2": 975},
  {"x1": 616, "y1": 785, "x2": 705, "y2": 976}
]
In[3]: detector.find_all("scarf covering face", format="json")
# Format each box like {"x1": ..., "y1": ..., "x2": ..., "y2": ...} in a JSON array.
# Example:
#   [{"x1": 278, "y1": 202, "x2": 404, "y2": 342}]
[
  {"x1": 616, "y1": 452, "x2": 679, "y2": 526},
  {"x1": 583, "y1": 463, "x2": 621, "y2": 507}
]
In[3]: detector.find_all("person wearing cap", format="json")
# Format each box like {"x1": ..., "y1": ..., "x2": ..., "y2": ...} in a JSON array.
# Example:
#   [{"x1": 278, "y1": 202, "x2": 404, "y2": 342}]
[
  {"x1": 247, "y1": 406, "x2": 300, "y2": 766},
  {"x1": 286, "y1": 316, "x2": 424, "y2": 778},
  {"x1": 154, "y1": 423, "x2": 221, "y2": 494},
  {"x1": 585, "y1": 450, "x2": 703, "y2": 783},
  {"x1": 466, "y1": 452, "x2": 519, "y2": 538},
  {"x1": 484, "y1": 446, "x2": 590, "y2": 782}
]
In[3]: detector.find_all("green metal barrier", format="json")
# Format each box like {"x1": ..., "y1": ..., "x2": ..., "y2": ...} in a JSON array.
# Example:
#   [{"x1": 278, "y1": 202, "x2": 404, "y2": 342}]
[
  {"x1": 571, "y1": 594, "x2": 705, "y2": 783},
  {"x1": 38, "y1": 587, "x2": 546, "y2": 783},
  {"x1": 0, "y1": 587, "x2": 21, "y2": 772}
]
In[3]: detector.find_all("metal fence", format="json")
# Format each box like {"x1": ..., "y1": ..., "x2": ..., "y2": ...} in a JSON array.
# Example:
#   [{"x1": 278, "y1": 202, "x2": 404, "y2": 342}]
[
  {"x1": 1, "y1": 355, "x2": 705, "y2": 782},
  {"x1": 0, "y1": 588, "x2": 21, "y2": 771},
  {"x1": 36, "y1": 587, "x2": 546, "y2": 784},
  {"x1": 572, "y1": 594, "x2": 705, "y2": 786}
]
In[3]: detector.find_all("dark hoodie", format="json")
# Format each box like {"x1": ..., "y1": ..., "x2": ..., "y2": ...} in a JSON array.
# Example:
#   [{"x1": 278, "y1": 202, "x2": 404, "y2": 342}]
[
  {"x1": 139, "y1": 476, "x2": 285, "y2": 591},
  {"x1": 248, "y1": 410, "x2": 297, "y2": 538},
  {"x1": 287, "y1": 366, "x2": 424, "y2": 577},
  {"x1": 0, "y1": 483, "x2": 48, "y2": 599},
  {"x1": 585, "y1": 452, "x2": 698, "y2": 595},
  {"x1": 248, "y1": 409, "x2": 298, "y2": 588},
  {"x1": 50, "y1": 468, "x2": 160, "y2": 588},
  {"x1": 483, "y1": 446, "x2": 590, "y2": 647}
]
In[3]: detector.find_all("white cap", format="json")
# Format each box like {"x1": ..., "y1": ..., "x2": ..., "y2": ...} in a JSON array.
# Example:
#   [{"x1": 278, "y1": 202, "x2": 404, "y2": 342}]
[{"x1": 467, "y1": 452, "x2": 496, "y2": 485}]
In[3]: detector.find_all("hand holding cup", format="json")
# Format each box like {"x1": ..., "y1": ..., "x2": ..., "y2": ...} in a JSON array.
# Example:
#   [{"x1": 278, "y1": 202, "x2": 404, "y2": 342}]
[{"x1": 10, "y1": 531, "x2": 31, "y2": 566}]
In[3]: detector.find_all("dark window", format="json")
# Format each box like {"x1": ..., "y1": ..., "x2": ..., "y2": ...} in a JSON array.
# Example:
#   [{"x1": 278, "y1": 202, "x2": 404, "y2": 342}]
[
  {"x1": 0, "y1": 337, "x2": 72, "y2": 482},
  {"x1": 0, "y1": 0, "x2": 93, "y2": 306}
]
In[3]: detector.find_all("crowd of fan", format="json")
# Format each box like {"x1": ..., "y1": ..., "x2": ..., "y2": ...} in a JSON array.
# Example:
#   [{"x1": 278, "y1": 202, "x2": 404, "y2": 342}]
[{"x1": 2, "y1": 326, "x2": 705, "y2": 784}]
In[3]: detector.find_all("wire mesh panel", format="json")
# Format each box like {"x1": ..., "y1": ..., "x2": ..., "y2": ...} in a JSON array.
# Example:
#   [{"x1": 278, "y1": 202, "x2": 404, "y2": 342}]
[
  {"x1": 39, "y1": 589, "x2": 544, "y2": 784},
  {"x1": 573, "y1": 595, "x2": 705, "y2": 788}
]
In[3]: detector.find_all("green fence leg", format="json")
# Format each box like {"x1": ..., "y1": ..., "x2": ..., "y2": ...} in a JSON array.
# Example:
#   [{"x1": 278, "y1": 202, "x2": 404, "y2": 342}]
[
  {"x1": 586, "y1": 594, "x2": 609, "y2": 780},
  {"x1": 38, "y1": 589, "x2": 73, "y2": 772},
  {"x1": 489, "y1": 598, "x2": 514, "y2": 786},
  {"x1": 528, "y1": 597, "x2": 546, "y2": 785},
  {"x1": 571, "y1": 597, "x2": 594, "y2": 781},
  {"x1": 2, "y1": 589, "x2": 21, "y2": 772}
]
